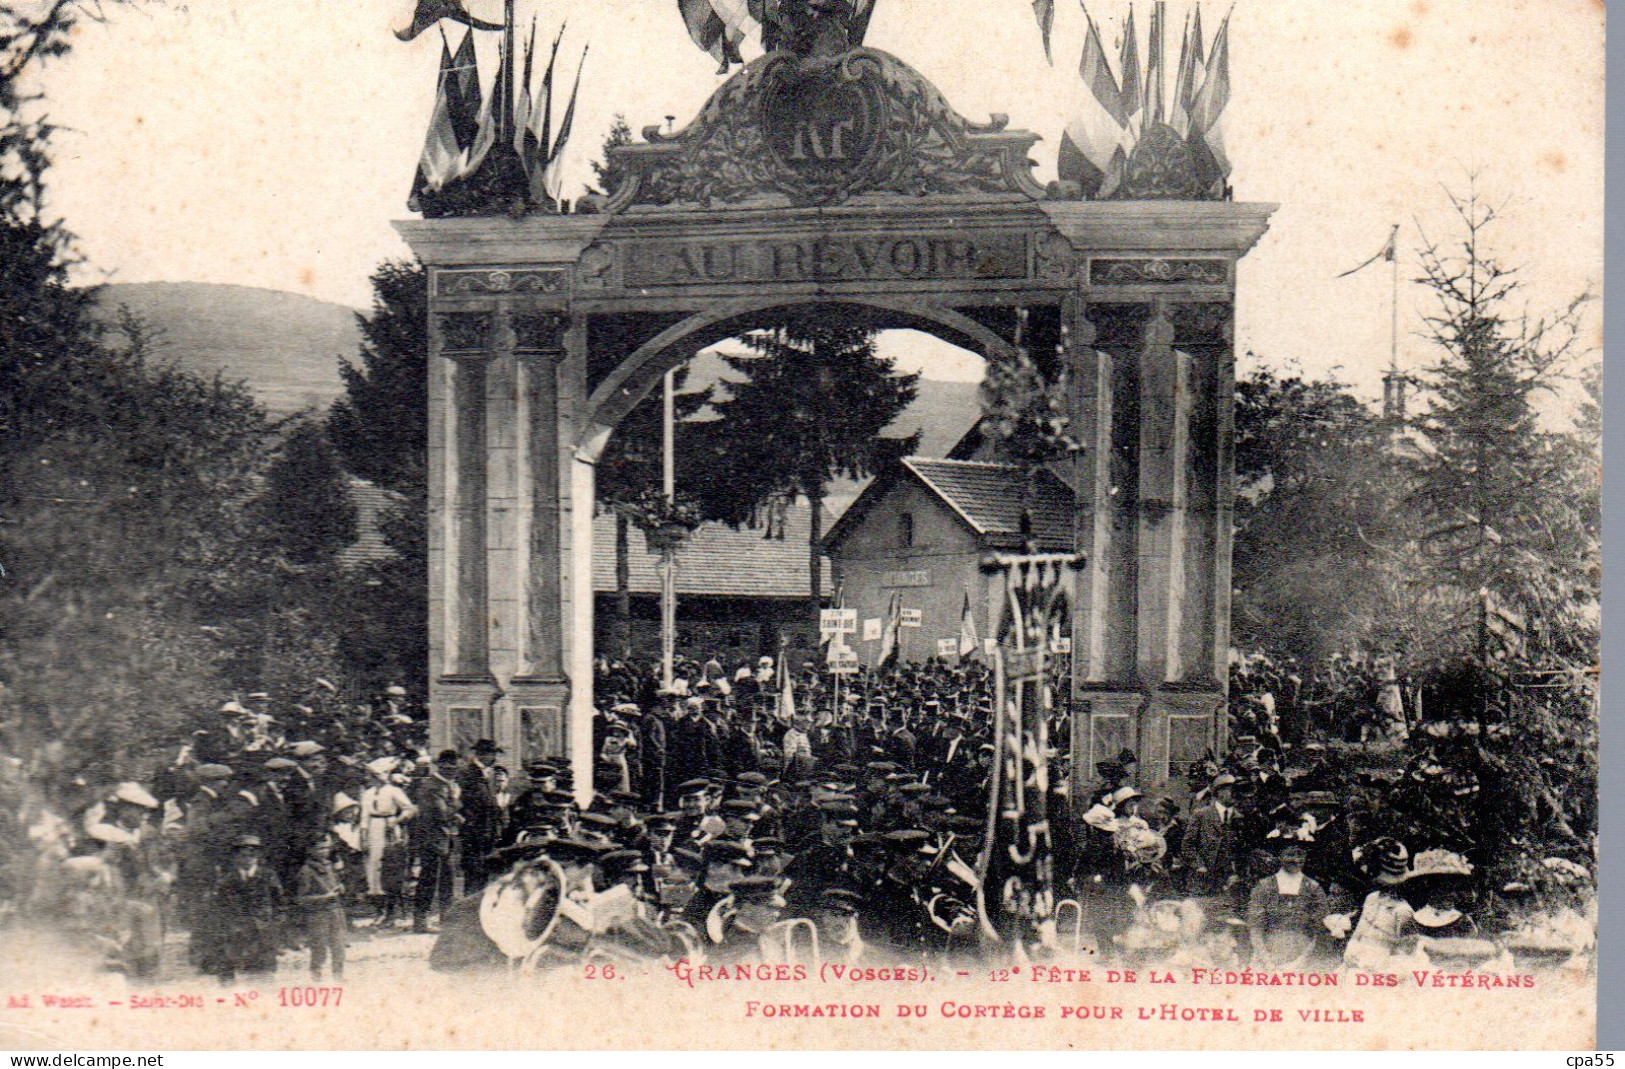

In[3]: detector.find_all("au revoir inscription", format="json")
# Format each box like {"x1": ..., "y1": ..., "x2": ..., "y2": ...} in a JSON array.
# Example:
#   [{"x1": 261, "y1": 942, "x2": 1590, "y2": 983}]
[{"x1": 622, "y1": 233, "x2": 1032, "y2": 287}]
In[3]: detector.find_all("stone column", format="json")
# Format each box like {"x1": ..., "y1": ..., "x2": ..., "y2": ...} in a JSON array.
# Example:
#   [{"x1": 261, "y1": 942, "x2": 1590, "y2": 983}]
[
  {"x1": 508, "y1": 312, "x2": 571, "y2": 768},
  {"x1": 441, "y1": 311, "x2": 495, "y2": 680},
  {"x1": 431, "y1": 309, "x2": 500, "y2": 751}
]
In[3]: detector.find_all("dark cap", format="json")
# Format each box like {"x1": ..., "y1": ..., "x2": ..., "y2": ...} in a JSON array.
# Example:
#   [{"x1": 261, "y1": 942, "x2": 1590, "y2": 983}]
[
  {"x1": 730, "y1": 875, "x2": 781, "y2": 902},
  {"x1": 821, "y1": 888, "x2": 863, "y2": 915},
  {"x1": 472, "y1": 738, "x2": 503, "y2": 755}
]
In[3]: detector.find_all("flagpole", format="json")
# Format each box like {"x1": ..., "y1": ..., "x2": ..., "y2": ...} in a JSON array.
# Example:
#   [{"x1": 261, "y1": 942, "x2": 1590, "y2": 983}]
[
  {"x1": 1389, "y1": 224, "x2": 1399, "y2": 379},
  {"x1": 660, "y1": 366, "x2": 677, "y2": 692}
]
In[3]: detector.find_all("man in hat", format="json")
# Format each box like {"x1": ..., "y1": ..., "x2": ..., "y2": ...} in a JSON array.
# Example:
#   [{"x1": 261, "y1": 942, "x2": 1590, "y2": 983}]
[
  {"x1": 410, "y1": 749, "x2": 463, "y2": 932},
  {"x1": 457, "y1": 740, "x2": 504, "y2": 893},
  {"x1": 1184, "y1": 773, "x2": 1241, "y2": 898},
  {"x1": 783, "y1": 802, "x2": 858, "y2": 914},
  {"x1": 204, "y1": 835, "x2": 283, "y2": 983}
]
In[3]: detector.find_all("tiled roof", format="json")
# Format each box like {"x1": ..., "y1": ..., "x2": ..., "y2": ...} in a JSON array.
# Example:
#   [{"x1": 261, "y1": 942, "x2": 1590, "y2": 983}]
[
  {"x1": 592, "y1": 500, "x2": 833, "y2": 599},
  {"x1": 336, "y1": 478, "x2": 401, "y2": 568},
  {"x1": 900, "y1": 457, "x2": 1074, "y2": 550}
]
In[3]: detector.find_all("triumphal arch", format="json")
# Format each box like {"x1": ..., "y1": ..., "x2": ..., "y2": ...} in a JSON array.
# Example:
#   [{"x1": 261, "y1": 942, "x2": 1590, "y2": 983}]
[{"x1": 396, "y1": 27, "x2": 1274, "y2": 804}]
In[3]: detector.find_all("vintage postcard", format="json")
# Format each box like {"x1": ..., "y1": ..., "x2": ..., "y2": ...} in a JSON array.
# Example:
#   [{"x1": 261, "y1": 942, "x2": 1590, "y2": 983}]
[{"x1": 0, "y1": 0, "x2": 1603, "y2": 1051}]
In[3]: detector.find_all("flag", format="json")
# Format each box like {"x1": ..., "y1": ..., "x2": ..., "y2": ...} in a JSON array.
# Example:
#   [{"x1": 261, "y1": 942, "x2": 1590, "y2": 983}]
[
  {"x1": 513, "y1": 18, "x2": 537, "y2": 158},
  {"x1": 446, "y1": 29, "x2": 483, "y2": 157},
  {"x1": 409, "y1": 35, "x2": 465, "y2": 210},
  {"x1": 678, "y1": 0, "x2": 740, "y2": 72},
  {"x1": 395, "y1": 0, "x2": 503, "y2": 42},
  {"x1": 1118, "y1": 6, "x2": 1142, "y2": 143},
  {"x1": 711, "y1": 0, "x2": 762, "y2": 56},
  {"x1": 526, "y1": 21, "x2": 566, "y2": 194},
  {"x1": 1336, "y1": 225, "x2": 1400, "y2": 278},
  {"x1": 1145, "y1": 1, "x2": 1165, "y2": 126},
  {"x1": 1058, "y1": 9, "x2": 1127, "y2": 197},
  {"x1": 1190, "y1": 6, "x2": 1232, "y2": 190},
  {"x1": 959, "y1": 590, "x2": 981, "y2": 657},
  {"x1": 878, "y1": 592, "x2": 903, "y2": 668},
  {"x1": 539, "y1": 45, "x2": 588, "y2": 205},
  {"x1": 780, "y1": 666, "x2": 797, "y2": 721},
  {"x1": 1033, "y1": 0, "x2": 1055, "y2": 63},
  {"x1": 1170, "y1": 5, "x2": 1205, "y2": 138}
]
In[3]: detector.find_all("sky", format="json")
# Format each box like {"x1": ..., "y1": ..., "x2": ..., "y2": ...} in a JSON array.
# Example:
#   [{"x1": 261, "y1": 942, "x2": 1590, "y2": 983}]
[{"x1": 30, "y1": 0, "x2": 1605, "y2": 403}]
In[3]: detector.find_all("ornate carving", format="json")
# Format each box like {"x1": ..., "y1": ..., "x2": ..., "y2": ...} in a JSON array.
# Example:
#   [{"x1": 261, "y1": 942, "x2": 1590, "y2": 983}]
[
  {"x1": 604, "y1": 49, "x2": 1041, "y2": 210},
  {"x1": 509, "y1": 312, "x2": 570, "y2": 356},
  {"x1": 436, "y1": 268, "x2": 567, "y2": 297},
  {"x1": 1083, "y1": 303, "x2": 1152, "y2": 350},
  {"x1": 436, "y1": 312, "x2": 491, "y2": 354},
  {"x1": 1034, "y1": 232, "x2": 1078, "y2": 283},
  {"x1": 1108, "y1": 123, "x2": 1215, "y2": 201},
  {"x1": 1171, "y1": 303, "x2": 1234, "y2": 348},
  {"x1": 574, "y1": 243, "x2": 617, "y2": 290},
  {"x1": 1090, "y1": 258, "x2": 1230, "y2": 286}
]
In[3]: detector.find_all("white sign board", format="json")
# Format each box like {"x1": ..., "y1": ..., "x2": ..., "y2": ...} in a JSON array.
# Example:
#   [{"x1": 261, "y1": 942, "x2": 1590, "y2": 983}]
[
  {"x1": 936, "y1": 638, "x2": 958, "y2": 657},
  {"x1": 1050, "y1": 636, "x2": 1073, "y2": 654},
  {"x1": 819, "y1": 608, "x2": 858, "y2": 635},
  {"x1": 900, "y1": 608, "x2": 923, "y2": 628},
  {"x1": 828, "y1": 651, "x2": 861, "y2": 675},
  {"x1": 862, "y1": 618, "x2": 882, "y2": 642}
]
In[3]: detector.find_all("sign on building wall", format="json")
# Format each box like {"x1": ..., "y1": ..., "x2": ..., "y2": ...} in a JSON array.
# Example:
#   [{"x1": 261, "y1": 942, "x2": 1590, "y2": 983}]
[{"x1": 881, "y1": 569, "x2": 931, "y2": 588}]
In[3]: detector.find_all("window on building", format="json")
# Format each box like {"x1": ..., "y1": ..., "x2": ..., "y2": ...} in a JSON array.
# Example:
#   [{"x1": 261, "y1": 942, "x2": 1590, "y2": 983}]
[{"x1": 898, "y1": 512, "x2": 915, "y2": 548}]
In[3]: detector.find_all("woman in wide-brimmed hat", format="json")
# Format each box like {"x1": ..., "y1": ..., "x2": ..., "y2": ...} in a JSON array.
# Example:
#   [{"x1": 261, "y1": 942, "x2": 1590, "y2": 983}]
[{"x1": 1343, "y1": 837, "x2": 1414, "y2": 970}]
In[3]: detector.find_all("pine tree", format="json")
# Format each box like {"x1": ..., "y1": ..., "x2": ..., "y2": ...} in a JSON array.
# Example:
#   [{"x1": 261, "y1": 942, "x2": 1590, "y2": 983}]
[
  {"x1": 325, "y1": 261, "x2": 432, "y2": 692},
  {"x1": 700, "y1": 311, "x2": 920, "y2": 612},
  {"x1": 1409, "y1": 185, "x2": 1594, "y2": 665}
]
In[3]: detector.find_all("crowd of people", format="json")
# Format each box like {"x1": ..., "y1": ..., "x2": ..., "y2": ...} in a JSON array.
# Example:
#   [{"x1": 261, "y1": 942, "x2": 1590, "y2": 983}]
[{"x1": 0, "y1": 650, "x2": 1596, "y2": 984}]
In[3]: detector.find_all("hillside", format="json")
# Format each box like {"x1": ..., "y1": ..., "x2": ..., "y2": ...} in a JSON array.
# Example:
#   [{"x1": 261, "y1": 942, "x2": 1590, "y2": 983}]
[
  {"x1": 92, "y1": 285, "x2": 984, "y2": 486},
  {"x1": 97, "y1": 282, "x2": 361, "y2": 417}
]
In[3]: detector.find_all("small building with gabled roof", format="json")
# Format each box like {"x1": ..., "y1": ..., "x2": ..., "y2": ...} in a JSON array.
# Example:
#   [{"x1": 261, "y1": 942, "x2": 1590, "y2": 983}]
[{"x1": 822, "y1": 456, "x2": 1076, "y2": 666}]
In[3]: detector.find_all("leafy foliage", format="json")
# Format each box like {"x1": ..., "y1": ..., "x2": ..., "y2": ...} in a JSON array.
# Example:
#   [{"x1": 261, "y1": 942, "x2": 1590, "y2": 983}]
[{"x1": 1230, "y1": 364, "x2": 1404, "y2": 661}]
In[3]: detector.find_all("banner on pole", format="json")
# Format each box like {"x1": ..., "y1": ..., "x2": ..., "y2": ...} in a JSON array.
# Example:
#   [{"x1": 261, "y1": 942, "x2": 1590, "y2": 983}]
[
  {"x1": 827, "y1": 650, "x2": 861, "y2": 674},
  {"x1": 936, "y1": 637, "x2": 958, "y2": 657},
  {"x1": 819, "y1": 608, "x2": 858, "y2": 636},
  {"x1": 900, "y1": 608, "x2": 923, "y2": 628},
  {"x1": 862, "y1": 618, "x2": 882, "y2": 642}
]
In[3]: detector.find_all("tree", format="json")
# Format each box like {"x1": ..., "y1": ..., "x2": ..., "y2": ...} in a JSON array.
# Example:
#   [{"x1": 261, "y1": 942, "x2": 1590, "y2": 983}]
[
  {"x1": 588, "y1": 114, "x2": 635, "y2": 198},
  {"x1": 0, "y1": 1, "x2": 287, "y2": 788},
  {"x1": 328, "y1": 260, "x2": 429, "y2": 499},
  {"x1": 1409, "y1": 184, "x2": 1595, "y2": 666},
  {"x1": 1391, "y1": 184, "x2": 1600, "y2": 878},
  {"x1": 700, "y1": 311, "x2": 920, "y2": 611},
  {"x1": 1229, "y1": 363, "x2": 1403, "y2": 661},
  {"x1": 258, "y1": 421, "x2": 357, "y2": 568},
  {"x1": 325, "y1": 261, "x2": 432, "y2": 693}
]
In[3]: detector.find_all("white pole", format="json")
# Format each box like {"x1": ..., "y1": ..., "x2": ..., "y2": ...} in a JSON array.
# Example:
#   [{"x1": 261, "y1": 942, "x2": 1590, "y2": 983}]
[
  {"x1": 570, "y1": 453, "x2": 597, "y2": 809},
  {"x1": 1390, "y1": 225, "x2": 1399, "y2": 379},
  {"x1": 660, "y1": 367, "x2": 677, "y2": 691}
]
